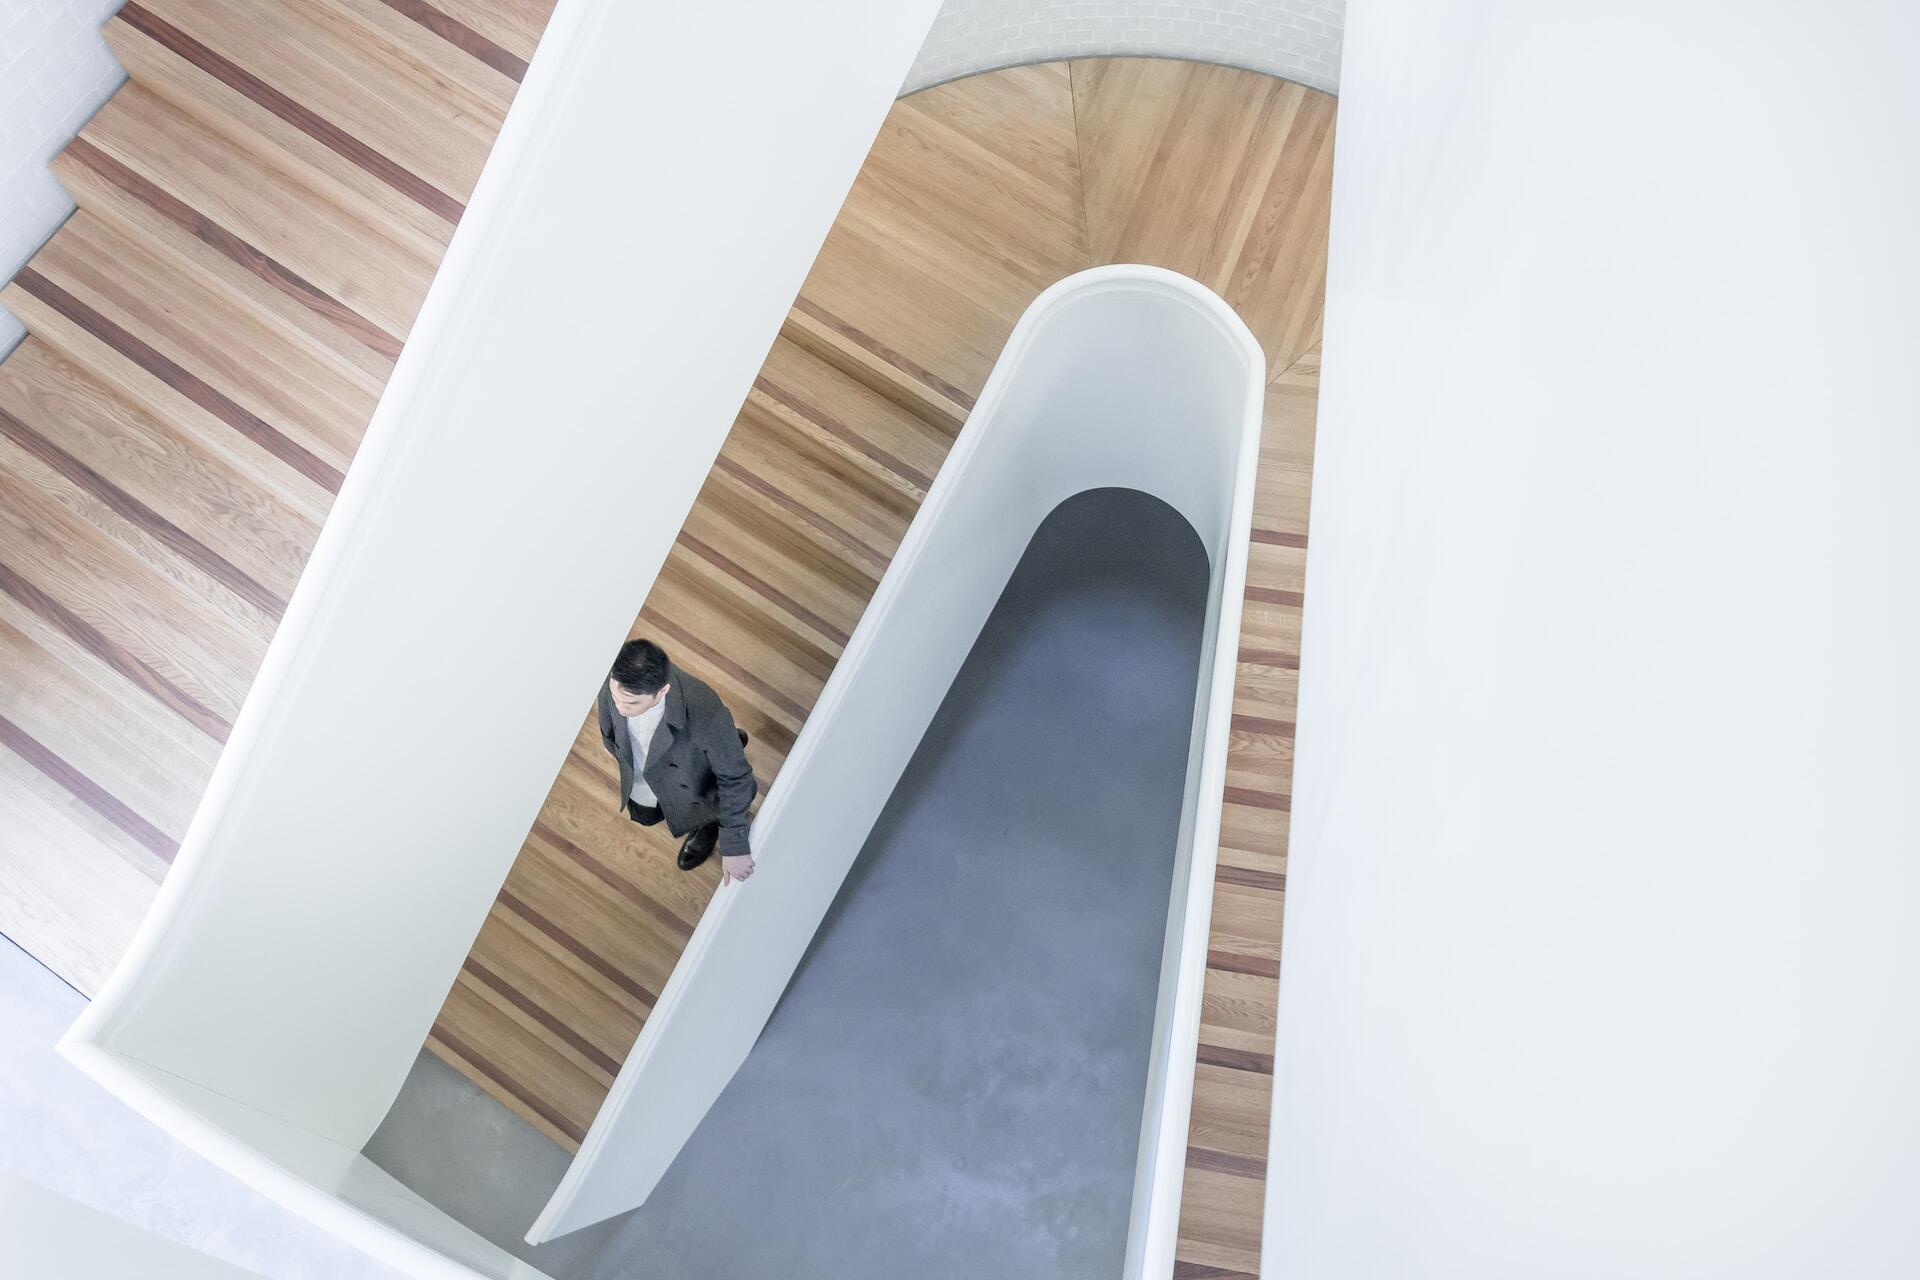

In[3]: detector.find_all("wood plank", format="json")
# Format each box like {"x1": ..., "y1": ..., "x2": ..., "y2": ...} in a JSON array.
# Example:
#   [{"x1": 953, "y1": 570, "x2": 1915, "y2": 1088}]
[
  {"x1": 424, "y1": 0, "x2": 553, "y2": 64},
  {"x1": 1174, "y1": 1162, "x2": 1266, "y2": 1276},
  {"x1": 298, "y1": 0, "x2": 521, "y2": 111},
  {"x1": 1209, "y1": 883, "x2": 1288, "y2": 962},
  {"x1": 122, "y1": 0, "x2": 486, "y2": 217},
  {"x1": 0, "y1": 431, "x2": 269, "y2": 727},
  {"x1": 0, "y1": 587, "x2": 218, "y2": 847},
  {"x1": 0, "y1": 744, "x2": 165, "y2": 996},
  {"x1": 429, "y1": 977, "x2": 600, "y2": 1148},
  {"x1": 29, "y1": 212, "x2": 377, "y2": 479},
  {"x1": 51, "y1": 138, "x2": 402, "y2": 375},
  {"x1": 796, "y1": 63, "x2": 1089, "y2": 408},
  {"x1": 0, "y1": 276, "x2": 339, "y2": 519},
  {"x1": 465, "y1": 903, "x2": 645, "y2": 1062},
  {"x1": 1074, "y1": 58, "x2": 1336, "y2": 377},
  {"x1": 78, "y1": 81, "x2": 435, "y2": 337},
  {"x1": 752, "y1": 335, "x2": 950, "y2": 500},
  {"x1": 0, "y1": 340, "x2": 321, "y2": 606},
  {"x1": 102, "y1": 12, "x2": 454, "y2": 264},
  {"x1": 1187, "y1": 1061, "x2": 1274, "y2": 1163}
]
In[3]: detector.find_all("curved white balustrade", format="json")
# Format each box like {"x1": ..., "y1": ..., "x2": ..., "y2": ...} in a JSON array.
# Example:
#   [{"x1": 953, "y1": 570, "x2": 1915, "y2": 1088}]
[{"x1": 529, "y1": 264, "x2": 1266, "y2": 1280}]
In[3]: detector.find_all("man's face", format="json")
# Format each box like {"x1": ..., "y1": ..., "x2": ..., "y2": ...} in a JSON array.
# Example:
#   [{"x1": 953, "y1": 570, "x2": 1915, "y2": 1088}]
[{"x1": 609, "y1": 679, "x2": 667, "y2": 718}]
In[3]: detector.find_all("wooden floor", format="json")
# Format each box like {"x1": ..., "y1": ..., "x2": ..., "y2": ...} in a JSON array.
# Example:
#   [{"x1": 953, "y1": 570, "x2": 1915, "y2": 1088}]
[{"x1": 0, "y1": 32, "x2": 1329, "y2": 1279}]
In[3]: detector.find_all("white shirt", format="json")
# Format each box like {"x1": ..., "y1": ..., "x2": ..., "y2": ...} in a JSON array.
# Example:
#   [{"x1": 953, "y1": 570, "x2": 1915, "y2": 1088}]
[{"x1": 625, "y1": 700, "x2": 668, "y2": 807}]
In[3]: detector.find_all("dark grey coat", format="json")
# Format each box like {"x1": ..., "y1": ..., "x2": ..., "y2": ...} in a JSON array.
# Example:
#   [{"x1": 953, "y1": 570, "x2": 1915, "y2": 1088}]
[{"x1": 597, "y1": 664, "x2": 757, "y2": 856}]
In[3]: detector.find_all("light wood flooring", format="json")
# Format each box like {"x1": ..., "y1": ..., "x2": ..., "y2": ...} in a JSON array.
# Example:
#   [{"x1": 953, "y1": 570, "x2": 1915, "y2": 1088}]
[{"x1": 0, "y1": 35, "x2": 1330, "y2": 1277}]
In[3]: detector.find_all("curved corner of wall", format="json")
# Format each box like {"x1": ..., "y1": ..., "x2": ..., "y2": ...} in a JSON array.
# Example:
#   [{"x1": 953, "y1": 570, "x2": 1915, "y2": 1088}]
[{"x1": 902, "y1": 0, "x2": 1344, "y2": 96}]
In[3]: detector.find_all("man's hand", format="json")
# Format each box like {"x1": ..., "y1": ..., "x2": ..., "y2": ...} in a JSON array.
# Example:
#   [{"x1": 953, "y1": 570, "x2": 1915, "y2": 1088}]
[{"x1": 721, "y1": 854, "x2": 755, "y2": 886}]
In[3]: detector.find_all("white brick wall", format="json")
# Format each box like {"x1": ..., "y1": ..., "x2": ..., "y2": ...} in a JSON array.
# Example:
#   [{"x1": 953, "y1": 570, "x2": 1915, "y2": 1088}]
[
  {"x1": 904, "y1": 0, "x2": 1344, "y2": 96},
  {"x1": 0, "y1": 0, "x2": 125, "y2": 358}
]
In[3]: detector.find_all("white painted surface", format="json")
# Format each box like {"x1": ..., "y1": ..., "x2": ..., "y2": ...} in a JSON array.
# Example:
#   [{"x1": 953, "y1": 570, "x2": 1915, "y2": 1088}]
[
  {"x1": 0, "y1": 0, "x2": 125, "y2": 358},
  {"x1": 905, "y1": 0, "x2": 1343, "y2": 95},
  {"x1": 0, "y1": 937, "x2": 396, "y2": 1280},
  {"x1": 1, "y1": 1173, "x2": 266, "y2": 1279},
  {"x1": 1268, "y1": 2, "x2": 1920, "y2": 1276},
  {"x1": 58, "y1": 0, "x2": 944, "y2": 1275},
  {"x1": 530, "y1": 267, "x2": 1265, "y2": 1273},
  {"x1": 60, "y1": 1046, "x2": 551, "y2": 1280}
]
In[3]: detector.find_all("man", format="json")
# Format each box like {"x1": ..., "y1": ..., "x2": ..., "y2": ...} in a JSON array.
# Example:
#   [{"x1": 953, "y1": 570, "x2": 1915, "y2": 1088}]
[{"x1": 598, "y1": 638, "x2": 758, "y2": 884}]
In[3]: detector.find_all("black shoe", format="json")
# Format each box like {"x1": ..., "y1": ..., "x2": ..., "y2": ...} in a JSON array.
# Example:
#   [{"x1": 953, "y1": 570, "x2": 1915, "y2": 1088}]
[{"x1": 677, "y1": 823, "x2": 720, "y2": 871}]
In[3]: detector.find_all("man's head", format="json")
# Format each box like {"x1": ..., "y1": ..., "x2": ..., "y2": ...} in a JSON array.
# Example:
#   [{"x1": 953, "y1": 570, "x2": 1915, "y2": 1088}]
[{"x1": 608, "y1": 639, "x2": 671, "y2": 717}]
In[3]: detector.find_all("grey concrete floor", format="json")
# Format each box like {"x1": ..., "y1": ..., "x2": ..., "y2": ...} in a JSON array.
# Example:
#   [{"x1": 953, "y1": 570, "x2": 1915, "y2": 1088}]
[
  {"x1": 363, "y1": 1051, "x2": 617, "y2": 1275},
  {"x1": 367, "y1": 487, "x2": 1210, "y2": 1279}
]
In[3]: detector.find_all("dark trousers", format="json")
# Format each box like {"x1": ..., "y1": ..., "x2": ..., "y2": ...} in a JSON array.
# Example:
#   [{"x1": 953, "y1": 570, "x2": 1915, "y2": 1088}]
[{"x1": 626, "y1": 798, "x2": 719, "y2": 850}]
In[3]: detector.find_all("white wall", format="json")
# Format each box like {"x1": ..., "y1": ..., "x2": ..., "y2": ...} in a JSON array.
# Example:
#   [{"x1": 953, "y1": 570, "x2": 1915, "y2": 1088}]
[
  {"x1": 1269, "y1": 2, "x2": 1920, "y2": 1276},
  {"x1": 0, "y1": 0, "x2": 124, "y2": 358},
  {"x1": 61, "y1": 1046, "x2": 549, "y2": 1280},
  {"x1": 67, "y1": 0, "x2": 944, "y2": 1155},
  {"x1": 1, "y1": 1173, "x2": 267, "y2": 1279},
  {"x1": 0, "y1": 937, "x2": 396, "y2": 1280},
  {"x1": 906, "y1": 0, "x2": 1342, "y2": 94}
]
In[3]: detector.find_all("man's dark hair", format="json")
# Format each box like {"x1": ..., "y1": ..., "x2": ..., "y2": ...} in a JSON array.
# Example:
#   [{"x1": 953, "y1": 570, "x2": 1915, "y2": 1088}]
[{"x1": 609, "y1": 638, "x2": 671, "y2": 696}]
